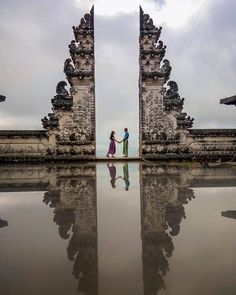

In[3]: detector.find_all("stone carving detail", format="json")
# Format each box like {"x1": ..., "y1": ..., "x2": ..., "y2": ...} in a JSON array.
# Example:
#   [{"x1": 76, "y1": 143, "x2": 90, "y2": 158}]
[
  {"x1": 164, "y1": 81, "x2": 184, "y2": 111},
  {"x1": 64, "y1": 57, "x2": 93, "y2": 80},
  {"x1": 139, "y1": 6, "x2": 194, "y2": 158},
  {"x1": 41, "y1": 113, "x2": 59, "y2": 130},
  {"x1": 56, "y1": 81, "x2": 69, "y2": 96},
  {"x1": 51, "y1": 81, "x2": 73, "y2": 110},
  {"x1": 177, "y1": 112, "x2": 194, "y2": 129},
  {"x1": 42, "y1": 6, "x2": 95, "y2": 157},
  {"x1": 64, "y1": 58, "x2": 75, "y2": 76},
  {"x1": 142, "y1": 59, "x2": 172, "y2": 81},
  {"x1": 69, "y1": 39, "x2": 93, "y2": 56},
  {"x1": 155, "y1": 41, "x2": 166, "y2": 58},
  {"x1": 140, "y1": 7, "x2": 162, "y2": 37}
]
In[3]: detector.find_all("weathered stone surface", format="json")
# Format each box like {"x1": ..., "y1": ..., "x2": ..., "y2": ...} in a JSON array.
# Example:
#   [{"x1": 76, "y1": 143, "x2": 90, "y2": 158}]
[
  {"x1": 0, "y1": 130, "x2": 48, "y2": 159},
  {"x1": 139, "y1": 6, "x2": 194, "y2": 158}
]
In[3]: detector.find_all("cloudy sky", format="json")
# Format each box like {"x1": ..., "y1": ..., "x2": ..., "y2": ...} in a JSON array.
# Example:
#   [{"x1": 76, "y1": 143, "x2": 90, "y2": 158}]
[{"x1": 0, "y1": 0, "x2": 235, "y2": 155}]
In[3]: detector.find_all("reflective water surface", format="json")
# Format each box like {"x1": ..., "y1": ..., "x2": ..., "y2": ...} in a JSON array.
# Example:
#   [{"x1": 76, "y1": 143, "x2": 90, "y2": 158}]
[{"x1": 0, "y1": 162, "x2": 236, "y2": 295}]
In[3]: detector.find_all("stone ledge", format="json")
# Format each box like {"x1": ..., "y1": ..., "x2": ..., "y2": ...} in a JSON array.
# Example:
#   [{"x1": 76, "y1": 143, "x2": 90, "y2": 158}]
[
  {"x1": 57, "y1": 141, "x2": 94, "y2": 146},
  {"x1": 0, "y1": 130, "x2": 47, "y2": 138},
  {"x1": 143, "y1": 140, "x2": 180, "y2": 144},
  {"x1": 0, "y1": 154, "x2": 96, "y2": 163},
  {"x1": 142, "y1": 153, "x2": 192, "y2": 160},
  {"x1": 190, "y1": 129, "x2": 236, "y2": 137}
]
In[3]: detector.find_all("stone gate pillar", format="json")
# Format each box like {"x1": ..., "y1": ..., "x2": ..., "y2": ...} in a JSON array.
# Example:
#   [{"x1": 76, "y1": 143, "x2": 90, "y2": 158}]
[
  {"x1": 139, "y1": 7, "x2": 194, "y2": 159},
  {"x1": 42, "y1": 7, "x2": 96, "y2": 158}
]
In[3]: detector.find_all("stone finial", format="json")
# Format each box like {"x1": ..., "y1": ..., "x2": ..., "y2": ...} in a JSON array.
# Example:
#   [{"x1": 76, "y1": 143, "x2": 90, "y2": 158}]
[
  {"x1": 51, "y1": 81, "x2": 73, "y2": 110},
  {"x1": 68, "y1": 40, "x2": 77, "y2": 52},
  {"x1": 56, "y1": 81, "x2": 69, "y2": 96},
  {"x1": 140, "y1": 5, "x2": 162, "y2": 38},
  {"x1": 155, "y1": 40, "x2": 166, "y2": 59},
  {"x1": 164, "y1": 81, "x2": 184, "y2": 111},
  {"x1": 165, "y1": 81, "x2": 179, "y2": 99},
  {"x1": 159, "y1": 59, "x2": 172, "y2": 79},
  {"x1": 64, "y1": 58, "x2": 75, "y2": 76},
  {"x1": 73, "y1": 5, "x2": 94, "y2": 41}
]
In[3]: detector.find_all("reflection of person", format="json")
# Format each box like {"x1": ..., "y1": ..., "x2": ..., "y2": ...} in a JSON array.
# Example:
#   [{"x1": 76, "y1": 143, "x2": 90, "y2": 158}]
[
  {"x1": 123, "y1": 163, "x2": 130, "y2": 191},
  {"x1": 106, "y1": 131, "x2": 120, "y2": 158},
  {"x1": 116, "y1": 163, "x2": 130, "y2": 191},
  {"x1": 107, "y1": 163, "x2": 117, "y2": 188},
  {"x1": 121, "y1": 128, "x2": 129, "y2": 157}
]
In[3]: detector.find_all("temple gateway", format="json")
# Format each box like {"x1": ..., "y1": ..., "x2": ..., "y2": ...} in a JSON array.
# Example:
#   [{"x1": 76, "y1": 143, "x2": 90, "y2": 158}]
[{"x1": 0, "y1": 6, "x2": 235, "y2": 161}]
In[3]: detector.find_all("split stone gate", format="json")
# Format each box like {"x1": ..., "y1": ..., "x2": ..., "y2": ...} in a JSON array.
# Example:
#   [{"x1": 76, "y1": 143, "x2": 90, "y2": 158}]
[{"x1": 0, "y1": 6, "x2": 235, "y2": 161}]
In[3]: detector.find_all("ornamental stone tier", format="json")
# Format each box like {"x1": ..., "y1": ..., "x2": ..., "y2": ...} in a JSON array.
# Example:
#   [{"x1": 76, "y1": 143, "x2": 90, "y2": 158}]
[
  {"x1": 42, "y1": 6, "x2": 96, "y2": 157},
  {"x1": 139, "y1": 6, "x2": 194, "y2": 158}
]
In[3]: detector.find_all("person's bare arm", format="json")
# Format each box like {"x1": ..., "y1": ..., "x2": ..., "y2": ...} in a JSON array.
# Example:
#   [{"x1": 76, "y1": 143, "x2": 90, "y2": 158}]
[{"x1": 114, "y1": 138, "x2": 122, "y2": 143}]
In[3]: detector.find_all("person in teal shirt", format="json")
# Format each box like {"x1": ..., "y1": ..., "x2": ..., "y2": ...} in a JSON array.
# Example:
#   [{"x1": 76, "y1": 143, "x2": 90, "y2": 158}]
[{"x1": 121, "y1": 128, "x2": 129, "y2": 157}]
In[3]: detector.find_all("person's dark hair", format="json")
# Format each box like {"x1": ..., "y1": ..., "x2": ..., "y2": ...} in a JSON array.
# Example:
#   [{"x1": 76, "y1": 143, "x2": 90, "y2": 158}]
[
  {"x1": 124, "y1": 128, "x2": 128, "y2": 131},
  {"x1": 110, "y1": 131, "x2": 115, "y2": 140}
]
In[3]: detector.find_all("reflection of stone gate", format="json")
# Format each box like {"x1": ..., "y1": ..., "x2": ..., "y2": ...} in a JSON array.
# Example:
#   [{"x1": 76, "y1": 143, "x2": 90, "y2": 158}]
[
  {"x1": 43, "y1": 165, "x2": 98, "y2": 294},
  {"x1": 1, "y1": 163, "x2": 236, "y2": 293}
]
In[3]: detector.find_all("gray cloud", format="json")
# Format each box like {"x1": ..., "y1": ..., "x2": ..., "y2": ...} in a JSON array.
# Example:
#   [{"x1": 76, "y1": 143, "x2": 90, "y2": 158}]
[
  {"x1": 0, "y1": 0, "x2": 235, "y2": 155},
  {"x1": 162, "y1": 0, "x2": 236, "y2": 128}
]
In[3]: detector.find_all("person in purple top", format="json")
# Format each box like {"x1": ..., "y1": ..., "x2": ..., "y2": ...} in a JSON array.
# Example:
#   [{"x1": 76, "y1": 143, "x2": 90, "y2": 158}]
[{"x1": 106, "y1": 131, "x2": 120, "y2": 158}]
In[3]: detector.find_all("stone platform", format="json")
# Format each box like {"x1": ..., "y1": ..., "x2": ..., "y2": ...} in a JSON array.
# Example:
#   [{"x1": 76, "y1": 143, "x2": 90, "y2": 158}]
[{"x1": 96, "y1": 157, "x2": 141, "y2": 162}]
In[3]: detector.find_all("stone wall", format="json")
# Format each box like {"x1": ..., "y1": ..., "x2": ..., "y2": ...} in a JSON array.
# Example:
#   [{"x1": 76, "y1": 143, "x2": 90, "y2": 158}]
[
  {"x1": 0, "y1": 131, "x2": 48, "y2": 161},
  {"x1": 142, "y1": 129, "x2": 236, "y2": 160},
  {"x1": 188, "y1": 129, "x2": 236, "y2": 161}
]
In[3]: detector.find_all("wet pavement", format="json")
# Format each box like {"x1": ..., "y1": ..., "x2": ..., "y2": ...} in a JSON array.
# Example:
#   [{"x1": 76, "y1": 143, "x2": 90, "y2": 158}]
[{"x1": 0, "y1": 162, "x2": 236, "y2": 295}]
